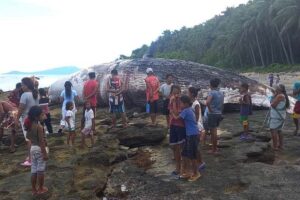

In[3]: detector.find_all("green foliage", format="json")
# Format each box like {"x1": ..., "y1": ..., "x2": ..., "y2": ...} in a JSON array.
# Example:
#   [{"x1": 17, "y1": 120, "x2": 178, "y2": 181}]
[{"x1": 129, "y1": 0, "x2": 300, "y2": 71}]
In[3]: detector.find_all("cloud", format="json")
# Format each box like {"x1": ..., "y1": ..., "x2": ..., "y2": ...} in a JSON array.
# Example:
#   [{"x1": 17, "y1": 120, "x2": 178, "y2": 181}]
[{"x1": 0, "y1": 0, "x2": 248, "y2": 73}]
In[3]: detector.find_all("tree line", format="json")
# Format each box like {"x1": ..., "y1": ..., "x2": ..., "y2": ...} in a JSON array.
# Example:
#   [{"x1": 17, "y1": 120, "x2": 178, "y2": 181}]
[{"x1": 127, "y1": 0, "x2": 300, "y2": 69}]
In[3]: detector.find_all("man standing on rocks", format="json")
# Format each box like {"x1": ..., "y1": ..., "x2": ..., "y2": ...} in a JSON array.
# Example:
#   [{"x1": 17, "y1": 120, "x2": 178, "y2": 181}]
[
  {"x1": 145, "y1": 68, "x2": 160, "y2": 126},
  {"x1": 106, "y1": 69, "x2": 127, "y2": 128},
  {"x1": 82, "y1": 71, "x2": 99, "y2": 129},
  {"x1": 160, "y1": 74, "x2": 173, "y2": 128}
]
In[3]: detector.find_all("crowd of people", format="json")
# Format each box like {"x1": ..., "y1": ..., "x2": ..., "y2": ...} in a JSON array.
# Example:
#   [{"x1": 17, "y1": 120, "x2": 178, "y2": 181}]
[{"x1": 0, "y1": 68, "x2": 299, "y2": 195}]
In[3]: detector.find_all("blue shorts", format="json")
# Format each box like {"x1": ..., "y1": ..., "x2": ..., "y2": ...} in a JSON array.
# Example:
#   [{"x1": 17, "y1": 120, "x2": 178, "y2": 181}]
[
  {"x1": 109, "y1": 101, "x2": 125, "y2": 113},
  {"x1": 182, "y1": 135, "x2": 199, "y2": 159},
  {"x1": 169, "y1": 125, "x2": 186, "y2": 145}
]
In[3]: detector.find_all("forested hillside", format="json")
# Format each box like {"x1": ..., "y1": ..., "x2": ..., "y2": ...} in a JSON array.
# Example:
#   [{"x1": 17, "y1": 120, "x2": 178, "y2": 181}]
[{"x1": 128, "y1": 0, "x2": 300, "y2": 69}]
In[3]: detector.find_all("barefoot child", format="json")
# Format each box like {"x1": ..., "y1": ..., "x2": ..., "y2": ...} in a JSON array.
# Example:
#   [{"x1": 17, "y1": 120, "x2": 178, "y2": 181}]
[
  {"x1": 188, "y1": 87, "x2": 206, "y2": 171},
  {"x1": 169, "y1": 85, "x2": 185, "y2": 176},
  {"x1": 25, "y1": 106, "x2": 48, "y2": 195},
  {"x1": 81, "y1": 101, "x2": 95, "y2": 148},
  {"x1": 239, "y1": 83, "x2": 253, "y2": 140},
  {"x1": 204, "y1": 78, "x2": 224, "y2": 154},
  {"x1": 65, "y1": 101, "x2": 76, "y2": 147},
  {"x1": 269, "y1": 84, "x2": 290, "y2": 150},
  {"x1": 179, "y1": 95, "x2": 201, "y2": 181}
]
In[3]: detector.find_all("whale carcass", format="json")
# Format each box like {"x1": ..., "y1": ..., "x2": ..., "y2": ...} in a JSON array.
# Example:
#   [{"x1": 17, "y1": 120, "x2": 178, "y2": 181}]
[{"x1": 48, "y1": 58, "x2": 284, "y2": 111}]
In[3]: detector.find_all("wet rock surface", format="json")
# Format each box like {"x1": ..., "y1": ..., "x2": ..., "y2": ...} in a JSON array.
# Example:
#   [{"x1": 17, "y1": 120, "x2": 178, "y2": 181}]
[{"x1": 1, "y1": 108, "x2": 300, "y2": 199}]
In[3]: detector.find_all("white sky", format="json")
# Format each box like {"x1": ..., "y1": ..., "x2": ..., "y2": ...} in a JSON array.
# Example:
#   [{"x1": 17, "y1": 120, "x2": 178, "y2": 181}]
[{"x1": 0, "y1": 0, "x2": 249, "y2": 73}]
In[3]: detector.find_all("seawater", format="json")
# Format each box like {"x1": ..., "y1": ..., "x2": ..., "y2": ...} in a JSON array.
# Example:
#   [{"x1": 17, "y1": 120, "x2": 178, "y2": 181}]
[{"x1": 0, "y1": 74, "x2": 68, "y2": 91}]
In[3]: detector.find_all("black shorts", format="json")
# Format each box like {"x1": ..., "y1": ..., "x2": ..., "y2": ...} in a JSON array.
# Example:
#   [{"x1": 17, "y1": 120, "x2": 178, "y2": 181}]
[
  {"x1": 169, "y1": 125, "x2": 186, "y2": 145},
  {"x1": 162, "y1": 99, "x2": 170, "y2": 115},
  {"x1": 149, "y1": 100, "x2": 158, "y2": 114},
  {"x1": 203, "y1": 113, "x2": 223, "y2": 130},
  {"x1": 182, "y1": 135, "x2": 199, "y2": 159}
]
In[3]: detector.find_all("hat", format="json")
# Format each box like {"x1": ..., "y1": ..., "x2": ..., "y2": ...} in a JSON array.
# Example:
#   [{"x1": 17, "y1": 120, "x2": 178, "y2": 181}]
[{"x1": 146, "y1": 68, "x2": 153, "y2": 74}]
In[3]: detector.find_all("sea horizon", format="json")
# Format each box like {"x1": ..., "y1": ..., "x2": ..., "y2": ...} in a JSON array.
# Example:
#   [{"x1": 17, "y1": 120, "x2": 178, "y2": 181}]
[{"x1": 0, "y1": 74, "x2": 68, "y2": 91}]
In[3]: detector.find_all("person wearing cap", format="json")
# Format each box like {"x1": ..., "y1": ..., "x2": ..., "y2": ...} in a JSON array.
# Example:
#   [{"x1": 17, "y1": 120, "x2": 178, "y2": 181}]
[
  {"x1": 81, "y1": 71, "x2": 99, "y2": 130},
  {"x1": 145, "y1": 68, "x2": 160, "y2": 125}
]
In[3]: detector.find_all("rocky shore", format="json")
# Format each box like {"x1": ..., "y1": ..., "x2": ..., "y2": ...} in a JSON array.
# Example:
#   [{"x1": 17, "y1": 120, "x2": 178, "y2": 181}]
[{"x1": 1, "y1": 104, "x2": 300, "y2": 200}]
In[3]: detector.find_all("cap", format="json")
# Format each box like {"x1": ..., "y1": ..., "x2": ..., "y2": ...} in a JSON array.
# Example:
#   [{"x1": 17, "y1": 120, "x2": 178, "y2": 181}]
[{"x1": 146, "y1": 68, "x2": 153, "y2": 74}]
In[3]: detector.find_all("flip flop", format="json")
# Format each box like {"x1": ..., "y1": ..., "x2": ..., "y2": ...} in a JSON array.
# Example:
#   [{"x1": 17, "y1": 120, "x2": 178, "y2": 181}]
[
  {"x1": 37, "y1": 187, "x2": 48, "y2": 195},
  {"x1": 188, "y1": 173, "x2": 201, "y2": 182}
]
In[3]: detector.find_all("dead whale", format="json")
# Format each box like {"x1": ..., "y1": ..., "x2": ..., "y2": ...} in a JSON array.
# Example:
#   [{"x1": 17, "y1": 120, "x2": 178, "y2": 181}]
[{"x1": 48, "y1": 58, "x2": 286, "y2": 111}]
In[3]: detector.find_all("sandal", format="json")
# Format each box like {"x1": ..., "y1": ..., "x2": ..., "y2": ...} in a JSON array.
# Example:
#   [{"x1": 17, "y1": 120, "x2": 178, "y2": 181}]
[
  {"x1": 179, "y1": 173, "x2": 190, "y2": 179},
  {"x1": 9, "y1": 147, "x2": 16, "y2": 153},
  {"x1": 37, "y1": 187, "x2": 48, "y2": 194},
  {"x1": 188, "y1": 173, "x2": 201, "y2": 182}
]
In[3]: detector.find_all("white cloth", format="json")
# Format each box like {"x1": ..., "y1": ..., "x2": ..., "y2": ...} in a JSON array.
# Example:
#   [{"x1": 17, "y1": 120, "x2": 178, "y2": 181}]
[
  {"x1": 159, "y1": 83, "x2": 173, "y2": 100},
  {"x1": 65, "y1": 110, "x2": 75, "y2": 130},
  {"x1": 192, "y1": 100, "x2": 204, "y2": 131},
  {"x1": 84, "y1": 109, "x2": 94, "y2": 129}
]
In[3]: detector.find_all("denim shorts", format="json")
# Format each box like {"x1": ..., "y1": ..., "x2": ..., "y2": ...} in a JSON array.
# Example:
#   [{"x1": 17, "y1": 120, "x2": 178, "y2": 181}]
[{"x1": 31, "y1": 147, "x2": 46, "y2": 174}]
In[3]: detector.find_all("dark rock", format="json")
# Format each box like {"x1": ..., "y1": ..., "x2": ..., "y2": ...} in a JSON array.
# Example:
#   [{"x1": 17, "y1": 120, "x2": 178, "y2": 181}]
[{"x1": 110, "y1": 124, "x2": 167, "y2": 148}]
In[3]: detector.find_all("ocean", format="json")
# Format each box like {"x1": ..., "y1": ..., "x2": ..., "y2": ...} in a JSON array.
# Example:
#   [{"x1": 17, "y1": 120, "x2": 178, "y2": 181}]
[{"x1": 0, "y1": 74, "x2": 68, "y2": 91}]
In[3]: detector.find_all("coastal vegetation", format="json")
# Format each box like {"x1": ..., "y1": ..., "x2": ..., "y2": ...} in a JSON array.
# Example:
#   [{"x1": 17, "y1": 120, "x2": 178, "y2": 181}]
[{"x1": 128, "y1": 0, "x2": 300, "y2": 71}]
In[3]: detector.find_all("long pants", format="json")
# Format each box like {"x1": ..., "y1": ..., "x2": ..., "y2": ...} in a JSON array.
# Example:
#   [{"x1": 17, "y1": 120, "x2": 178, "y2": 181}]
[{"x1": 42, "y1": 113, "x2": 53, "y2": 134}]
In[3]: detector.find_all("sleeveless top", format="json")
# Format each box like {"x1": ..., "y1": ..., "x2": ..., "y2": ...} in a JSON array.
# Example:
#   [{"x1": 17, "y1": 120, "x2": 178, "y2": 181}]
[
  {"x1": 108, "y1": 76, "x2": 123, "y2": 105},
  {"x1": 26, "y1": 123, "x2": 45, "y2": 146},
  {"x1": 270, "y1": 99, "x2": 286, "y2": 120},
  {"x1": 145, "y1": 75, "x2": 160, "y2": 101},
  {"x1": 83, "y1": 79, "x2": 98, "y2": 107},
  {"x1": 240, "y1": 94, "x2": 252, "y2": 116},
  {"x1": 192, "y1": 100, "x2": 203, "y2": 124}
]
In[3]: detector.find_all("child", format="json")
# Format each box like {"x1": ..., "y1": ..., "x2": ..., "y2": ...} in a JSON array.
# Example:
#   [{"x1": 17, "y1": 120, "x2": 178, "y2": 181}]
[
  {"x1": 179, "y1": 95, "x2": 201, "y2": 182},
  {"x1": 270, "y1": 84, "x2": 290, "y2": 150},
  {"x1": 204, "y1": 78, "x2": 224, "y2": 154},
  {"x1": 25, "y1": 106, "x2": 48, "y2": 195},
  {"x1": 188, "y1": 87, "x2": 206, "y2": 171},
  {"x1": 38, "y1": 88, "x2": 53, "y2": 134},
  {"x1": 160, "y1": 74, "x2": 173, "y2": 127},
  {"x1": 169, "y1": 85, "x2": 185, "y2": 176},
  {"x1": 81, "y1": 101, "x2": 95, "y2": 148},
  {"x1": 239, "y1": 83, "x2": 253, "y2": 140},
  {"x1": 65, "y1": 101, "x2": 76, "y2": 147}
]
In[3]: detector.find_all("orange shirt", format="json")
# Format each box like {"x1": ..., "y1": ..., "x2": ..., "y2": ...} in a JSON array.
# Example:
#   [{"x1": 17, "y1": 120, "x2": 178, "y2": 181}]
[
  {"x1": 145, "y1": 75, "x2": 160, "y2": 102},
  {"x1": 83, "y1": 79, "x2": 98, "y2": 107}
]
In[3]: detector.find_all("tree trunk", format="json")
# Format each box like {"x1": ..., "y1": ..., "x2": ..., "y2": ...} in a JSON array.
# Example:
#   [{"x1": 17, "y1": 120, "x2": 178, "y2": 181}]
[
  {"x1": 274, "y1": 24, "x2": 291, "y2": 65},
  {"x1": 286, "y1": 33, "x2": 295, "y2": 65},
  {"x1": 250, "y1": 44, "x2": 257, "y2": 66},
  {"x1": 255, "y1": 30, "x2": 265, "y2": 67}
]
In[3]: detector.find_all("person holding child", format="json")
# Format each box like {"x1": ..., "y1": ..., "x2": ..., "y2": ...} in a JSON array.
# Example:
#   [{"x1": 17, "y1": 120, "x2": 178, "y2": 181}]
[
  {"x1": 169, "y1": 85, "x2": 185, "y2": 176},
  {"x1": 292, "y1": 81, "x2": 300, "y2": 135},
  {"x1": 203, "y1": 78, "x2": 224, "y2": 154},
  {"x1": 81, "y1": 101, "x2": 95, "y2": 148},
  {"x1": 269, "y1": 84, "x2": 289, "y2": 150},
  {"x1": 58, "y1": 81, "x2": 79, "y2": 134},
  {"x1": 25, "y1": 106, "x2": 48, "y2": 196},
  {"x1": 106, "y1": 69, "x2": 127, "y2": 128}
]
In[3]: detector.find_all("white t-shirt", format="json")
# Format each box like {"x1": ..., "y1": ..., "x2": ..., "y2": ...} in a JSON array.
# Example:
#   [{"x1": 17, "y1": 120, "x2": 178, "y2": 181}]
[
  {"x1": 160, "y1": 83, "x2": 173, "y2": 100},
  {"x1": 192, "y1": 100, "x2": 203, "y2": 131},
  {"x1": 84, "y1": 109, "x2": 94, "y2": 129},
  {"x1": 19, "y1": 92, "x2": 39, "y2": 117},
  {"x1": 65, "y1": 110, "x2": 75, "y2": 130}
]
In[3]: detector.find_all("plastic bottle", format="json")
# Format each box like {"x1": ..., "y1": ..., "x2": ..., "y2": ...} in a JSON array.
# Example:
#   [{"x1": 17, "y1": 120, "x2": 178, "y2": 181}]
[{"x1": 146, "y1": 103, "x2": 150, "y2": 113}]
